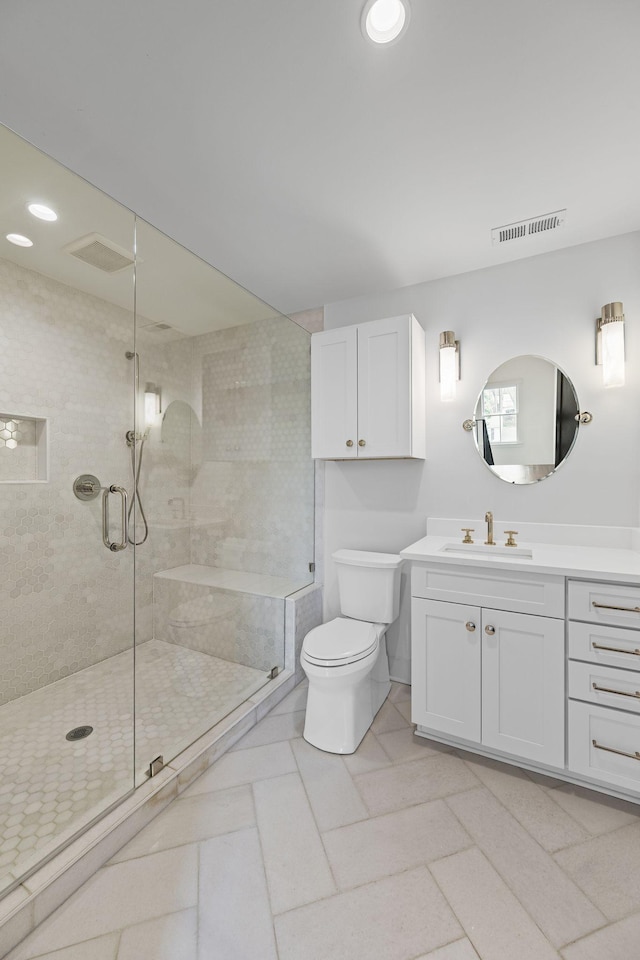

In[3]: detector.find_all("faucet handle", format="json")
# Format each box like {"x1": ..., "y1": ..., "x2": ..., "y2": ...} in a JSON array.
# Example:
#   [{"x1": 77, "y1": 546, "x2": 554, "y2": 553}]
[
  {"x1": 461, "y1": 528, "x2": 475, "y2": 544},
  {"x1": 504, "y1": 530, "x2": 519, "y2": 547}
]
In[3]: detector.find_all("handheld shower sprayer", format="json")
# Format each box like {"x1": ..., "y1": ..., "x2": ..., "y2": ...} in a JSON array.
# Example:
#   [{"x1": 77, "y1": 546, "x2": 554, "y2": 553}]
[{"x1": 125, "y1": 351, "x2": 150, "y2": 546}]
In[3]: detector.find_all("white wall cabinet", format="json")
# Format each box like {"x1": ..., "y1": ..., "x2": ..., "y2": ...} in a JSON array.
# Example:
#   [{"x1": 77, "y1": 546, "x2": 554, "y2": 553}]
[
  {"x1": 412, "y1": 596, "x2": 564, "y2": 767},
  {"x1": 311, "y1": 314, "x2": 425, "y2": 460}
]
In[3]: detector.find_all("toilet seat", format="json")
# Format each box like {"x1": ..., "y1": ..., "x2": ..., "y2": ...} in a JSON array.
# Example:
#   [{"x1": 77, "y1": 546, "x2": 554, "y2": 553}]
[{"x1": 302, "y1": 617, "x2": 383, "y2": 667}]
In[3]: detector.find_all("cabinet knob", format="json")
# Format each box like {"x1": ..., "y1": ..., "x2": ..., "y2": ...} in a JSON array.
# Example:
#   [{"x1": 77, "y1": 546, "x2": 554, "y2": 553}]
[
  {"x1": 485, "y1": 625, "x2": 495, "y2": 636},
  {"x1": 345, "y1": 440, "x2": 354, "y2": 447},
  {"x1": 358, "y1": 439, "x2": 366, "y2": 447},
  {"x1": 465, "y1": 621, "x2": 476, "y2": 632}
]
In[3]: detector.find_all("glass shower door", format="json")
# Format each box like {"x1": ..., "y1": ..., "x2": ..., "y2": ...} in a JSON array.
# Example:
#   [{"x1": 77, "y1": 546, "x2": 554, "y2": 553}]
[{"x1": 0, "y1": 124, "x2": 137, "y2": 894}]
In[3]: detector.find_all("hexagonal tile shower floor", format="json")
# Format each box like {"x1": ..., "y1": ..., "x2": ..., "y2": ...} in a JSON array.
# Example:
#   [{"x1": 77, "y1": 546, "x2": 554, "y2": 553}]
[{"x1": 0, "y1": 639, "x2": 267, "y2": 894}]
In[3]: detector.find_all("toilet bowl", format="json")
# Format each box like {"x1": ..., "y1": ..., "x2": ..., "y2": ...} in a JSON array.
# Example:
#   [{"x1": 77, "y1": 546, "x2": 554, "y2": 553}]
[
  {"x1": 167, "y1": 595, "x2": 235, "y2": 646},
  {"x1": 301, "y1": 549, "x2": 403, "y2": 755}
]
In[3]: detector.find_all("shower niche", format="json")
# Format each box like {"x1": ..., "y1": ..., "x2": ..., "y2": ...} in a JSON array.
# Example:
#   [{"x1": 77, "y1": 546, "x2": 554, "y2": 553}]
[{"x1": 0, "y1": 414, "x2": 47, "y2": 483}]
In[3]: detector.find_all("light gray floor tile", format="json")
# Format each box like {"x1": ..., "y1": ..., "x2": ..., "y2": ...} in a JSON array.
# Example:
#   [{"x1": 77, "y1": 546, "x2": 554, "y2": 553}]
[
  {"x1": 8, "y1": 846, "x2": 198, "y2": 959},
  {"x1": 395, "y1": 699, "x2": 412, "y2": 723},
  {"x1": 342, "y1": 731, "x2": 392, "y2": 776},
  {"x1": 371, "y1": 700, "x2": 410, "y2": 734},
  {"x1": 560, "y1": 913, "x2": 640, "y2": 960},
  {"x1": 254, "y1": 772, "x2": 336, "y2": 914},
  {"x1": 462, "y1": 755, "x2": 588, "y2": 852},
  {"x1": 118, "y1": 909, "x2": 197, "y2": 960},
  {"x1": 355, "y1": 754, "x2": 479, "y2": 816},
  {"x1": 7, "y1": 934, "x2": 119, "y2": 960},
  {"x1": 431, "y1": 847, "x2": 560, "y2": 960},
  {"x1": 323, "y1": 799, "x2": 471, "y2": 889},
  {"x1": 229, "y1": 710, "x2": 305, "y2": 750},
  {"x1": 388, "y1": 681, "x2": 411, "y2": 704},
  {"x1": 447, "y1": 787, "x2": 605, "y2": 947},
  {"x1": 275, "y1": 866, "x2": 461, "y2": 960},
  {"x1": 377, "y1": 727, "x2": 453, "y2": 764},
  {"x1": 182, "y1": 741, "x2": 296, "y2": 796},
  {"x1": 291, "y1": 738, "x2": 368, "y2": 832},
  {"x1": 110, "y1": 785, "x2": 254, "y2": 862},
  {"x1": 554, "y1": 821, "x2": 640, "y2": 920},
  {"x1": 547, "y1": 783, "x2": 640, "y2": 836},
  {"x1": 198, "y1": 828, "x2": 277, "y2": 960},
  {"x1": 415, "y1": 940, "x2": 480, "y2": 960},
  {"x1": 269, "y1": 683, "x2": 308, "y2": 716}
]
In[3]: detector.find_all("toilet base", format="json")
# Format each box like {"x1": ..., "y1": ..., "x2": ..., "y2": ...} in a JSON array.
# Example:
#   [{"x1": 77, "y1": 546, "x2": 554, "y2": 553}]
[{"x1": 302, "y1": 636, "x2": 391, "y2": 755}]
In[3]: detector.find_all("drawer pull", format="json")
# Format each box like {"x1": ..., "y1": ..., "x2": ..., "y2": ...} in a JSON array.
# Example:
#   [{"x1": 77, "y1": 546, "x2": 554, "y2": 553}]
[
  {"x1": 592, "y1": 601, "x2": 640, "y2": 614},
  {"x1": 592, "y1": 642, "x2": 640, "y2": 657},
  {"x1": 592, "y1": 739, "x2": 640, "y2": 762},
  {"x1": 592, "y1": 682, "x2": 640, "y2": 699}
]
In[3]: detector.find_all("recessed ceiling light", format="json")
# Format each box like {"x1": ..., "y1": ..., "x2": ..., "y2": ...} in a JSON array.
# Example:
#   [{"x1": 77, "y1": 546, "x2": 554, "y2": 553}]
[
  {"x1": 6, "y1": 233, "x2": 33, "y2": 247},
  {"x1": 27, "y1": 202, "x2": 58, "y2": 222},
  {"x1": 362, "y1": 0, "x2": 410, "y2": 44}
]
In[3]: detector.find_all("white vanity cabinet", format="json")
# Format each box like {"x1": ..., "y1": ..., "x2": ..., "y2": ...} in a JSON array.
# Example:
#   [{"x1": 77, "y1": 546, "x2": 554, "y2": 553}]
[
  {"x1": 410, "y1": 563, "x2": 566, "y2": 769},
  {"x1": 310, "y1": 314, "x2": 425, "y2": 460},
  {"x1": 567, "y1": 580, "x2": 640, "y2": 793}
]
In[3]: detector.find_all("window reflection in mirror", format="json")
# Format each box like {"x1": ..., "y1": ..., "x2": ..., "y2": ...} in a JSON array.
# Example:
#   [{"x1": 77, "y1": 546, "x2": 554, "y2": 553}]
[{"x1": 473, "y1": 355, "x2": 579, "y2": 484}]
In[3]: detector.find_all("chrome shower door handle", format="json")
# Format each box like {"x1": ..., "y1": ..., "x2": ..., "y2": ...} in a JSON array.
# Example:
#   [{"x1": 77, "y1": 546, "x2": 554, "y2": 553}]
[{"x1": 102, "y1": 485, "x2": 129, "y2": 552}]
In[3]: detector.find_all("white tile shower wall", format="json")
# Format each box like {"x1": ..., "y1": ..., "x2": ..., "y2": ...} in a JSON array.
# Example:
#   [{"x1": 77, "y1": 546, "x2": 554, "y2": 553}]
[
  {"x1": 0, "y1": 257, "x2": 135, "y2": 704},
  {"x1": 285, "y1": 583, "x2": 323, "y2": 682},
  {"x1": 187, "y1": 316, "x2": 314, "y2": 583}
]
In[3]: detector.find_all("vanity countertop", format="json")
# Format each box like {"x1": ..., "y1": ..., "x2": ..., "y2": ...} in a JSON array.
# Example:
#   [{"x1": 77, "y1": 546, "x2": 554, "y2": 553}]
[{"x1": 400, "y1": 535, "x2": 640, "y2": 584}]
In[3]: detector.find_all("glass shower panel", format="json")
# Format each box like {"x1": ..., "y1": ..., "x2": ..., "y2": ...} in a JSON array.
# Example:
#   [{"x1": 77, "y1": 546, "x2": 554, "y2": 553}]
[
  {"x1": 133, "y1": 219, "x2": 315, "y2": 782},
  {"x1": 0, "y1": 125, "x2": 136, "y2": 894}
]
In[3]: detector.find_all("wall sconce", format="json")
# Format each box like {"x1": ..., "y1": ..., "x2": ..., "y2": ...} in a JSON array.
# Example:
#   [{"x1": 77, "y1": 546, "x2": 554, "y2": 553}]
[
  {"x1": 596, "y1": 302, "x2": 625, "y2": 388},
  {"x1": 144, "y1": 382, "x2": 162, "y2": 428},
  {"x1": 439, "y1": 331, "x2": 460, "y2": 402}
]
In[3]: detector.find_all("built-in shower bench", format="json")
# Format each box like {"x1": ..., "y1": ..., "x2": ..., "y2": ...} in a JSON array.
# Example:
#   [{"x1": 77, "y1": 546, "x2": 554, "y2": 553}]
[
  {"x1": 152, "y1": 564, "x2": 318, "y2": 676},
  {"x1": 154, "y1": 563, "x2": 309, "y2": 599}
]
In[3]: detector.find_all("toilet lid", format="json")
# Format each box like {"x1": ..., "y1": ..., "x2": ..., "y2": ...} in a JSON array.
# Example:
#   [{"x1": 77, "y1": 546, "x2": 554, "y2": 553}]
[{"x1": 303, "y1": 617, "x2": 382, "y2": 666}]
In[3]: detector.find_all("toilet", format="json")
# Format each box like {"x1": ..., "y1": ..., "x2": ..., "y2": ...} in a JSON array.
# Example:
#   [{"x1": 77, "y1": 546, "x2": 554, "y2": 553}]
[{"x1": 301, "y1": 549, "x2": 403, "y2": 754}]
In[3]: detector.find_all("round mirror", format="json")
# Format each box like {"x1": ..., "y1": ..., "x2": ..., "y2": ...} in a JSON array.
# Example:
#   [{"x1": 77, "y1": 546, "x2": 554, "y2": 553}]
[{"x1": 470, "y1": 355, "x2": 579, "y2": 484}]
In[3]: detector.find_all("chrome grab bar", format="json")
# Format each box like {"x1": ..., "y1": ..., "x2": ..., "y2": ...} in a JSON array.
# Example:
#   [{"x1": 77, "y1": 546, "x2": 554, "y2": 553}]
[
  {"x1": 592, "y1": 682, "x2": 640, "y2": 699},
  {"x1": 102, "y1": 485, "x2": 129, "y2": 552},
  {"x1": 592, "y1": 642, "x2": 640, "y2": 656},
  {"x1": 592, "y1": 739, "x2": 640, "y2": 762},
  {"x1": 592, "y1": 601, "x2": 640, "y2": 614}
]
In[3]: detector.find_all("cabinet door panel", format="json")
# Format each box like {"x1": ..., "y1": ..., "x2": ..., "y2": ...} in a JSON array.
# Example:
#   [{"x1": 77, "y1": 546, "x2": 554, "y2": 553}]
[
  {"x1": 357, "y1": 315, "x2": 411, "y2": 458},
  {"x1": 311, "y1": 327, "x2": 358, "y2": 458},
  {"x1": 411, "y1": 598, "x2": 481, "y2": 742},
  {"x1": 482, "y1": 610, "x2": 564, "y2": 767}
]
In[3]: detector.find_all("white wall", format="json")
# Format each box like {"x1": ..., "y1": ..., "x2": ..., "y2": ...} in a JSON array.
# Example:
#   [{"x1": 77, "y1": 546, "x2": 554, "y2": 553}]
[{"x1": 322, "y1": 232, "x2": 640, "y2": 681}]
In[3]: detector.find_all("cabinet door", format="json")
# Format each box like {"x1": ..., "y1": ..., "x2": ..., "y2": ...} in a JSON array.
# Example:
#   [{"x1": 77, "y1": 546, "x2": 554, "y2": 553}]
[
  {"x1": 357, "y1": 315, "x2": 412, "y2": 458},
  {"x1": 411, "y1": 598, "x2": 481, "y2": 742},
  {"x1": 311, "y1": 326, "x2": 358, "y2": 458},
  {"x1": 482, "y1": 610, "x2": 565, "y2": 767}
]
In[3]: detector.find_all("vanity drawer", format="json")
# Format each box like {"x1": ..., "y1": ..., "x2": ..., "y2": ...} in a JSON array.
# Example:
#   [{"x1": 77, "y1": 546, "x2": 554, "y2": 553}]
[
  {"x1": 568, "y1": 700, "x2": 640, "y2": 794},
  {"x1": 568, "y1": 621, "x2": 640, "y2": 669},
  {"x1": 411, "y1": 563, "x2": 564, "y2": 618},
  {"x1": 568, "y1": 580, "x2": 640, "y2": 629},
  {"x1": 569, "y1": 661, "x2": 640, "y2": 715}
]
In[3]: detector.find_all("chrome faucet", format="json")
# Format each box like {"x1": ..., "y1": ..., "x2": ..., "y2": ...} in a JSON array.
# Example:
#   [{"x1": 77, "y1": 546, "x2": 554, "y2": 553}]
[{"x1": 484, "y1": 511, "x2": 496, "y2": 546}]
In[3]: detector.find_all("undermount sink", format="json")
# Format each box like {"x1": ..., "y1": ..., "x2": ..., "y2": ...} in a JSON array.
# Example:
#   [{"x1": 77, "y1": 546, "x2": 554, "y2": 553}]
[{"x1": 439, "y1": 542, "x2": 533, "y2": 559}]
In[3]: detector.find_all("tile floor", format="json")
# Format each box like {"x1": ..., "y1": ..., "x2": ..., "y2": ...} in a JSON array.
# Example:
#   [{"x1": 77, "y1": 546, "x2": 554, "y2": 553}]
[
  {"x1": 0, "y1": 640, "x2": 267, "y2": 895},
  {"x1": 5, "y1": 680, "x2": 640, "y2": 960}
]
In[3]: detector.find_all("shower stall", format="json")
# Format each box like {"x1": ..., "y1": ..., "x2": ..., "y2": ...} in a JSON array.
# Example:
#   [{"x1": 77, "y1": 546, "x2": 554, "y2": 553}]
[{"x1": 0, "y1": 124, "x2": 316, "y2": 901}]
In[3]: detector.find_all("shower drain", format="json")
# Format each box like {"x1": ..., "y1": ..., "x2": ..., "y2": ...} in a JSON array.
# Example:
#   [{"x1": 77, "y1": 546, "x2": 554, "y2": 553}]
[{"x1": 65, "y1": 725, "x2": 94, "y2": 741}]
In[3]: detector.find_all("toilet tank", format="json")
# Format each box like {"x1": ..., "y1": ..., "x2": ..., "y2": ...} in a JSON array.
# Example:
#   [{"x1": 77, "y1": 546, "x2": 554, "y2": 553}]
[{"x1": 333, "y1": 549, "x2": 403, "y2": 624}]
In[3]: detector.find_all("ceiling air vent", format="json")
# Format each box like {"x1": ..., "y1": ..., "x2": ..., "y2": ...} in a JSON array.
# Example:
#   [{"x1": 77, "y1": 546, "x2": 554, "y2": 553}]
[
  {"x1": 143, "y1": 322, "x2": 174, "y2": 335},
  {"x1": 491, "y1": 209, "x2": 566, "y2": 245},
  {"x1": 63, "y1": 233, "x2": 135, "y2": 273}
]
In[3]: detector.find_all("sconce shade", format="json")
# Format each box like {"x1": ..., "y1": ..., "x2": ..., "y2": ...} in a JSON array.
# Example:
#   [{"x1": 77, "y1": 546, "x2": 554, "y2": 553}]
[
  {"x1": 439, "y1": 330, "x2": 459, "y2": 402},
  {"x1": 599, "y1": 302, "x2": 625, "y2": 388},
  {"x1": 144, "y1": 382, "x2": 161, "y2": 427}
]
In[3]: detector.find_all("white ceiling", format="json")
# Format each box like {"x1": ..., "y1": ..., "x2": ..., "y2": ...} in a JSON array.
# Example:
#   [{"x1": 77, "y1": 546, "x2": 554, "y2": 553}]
[{"x1": 0, "y1": 0, "x2": 639, "y2": 316}]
